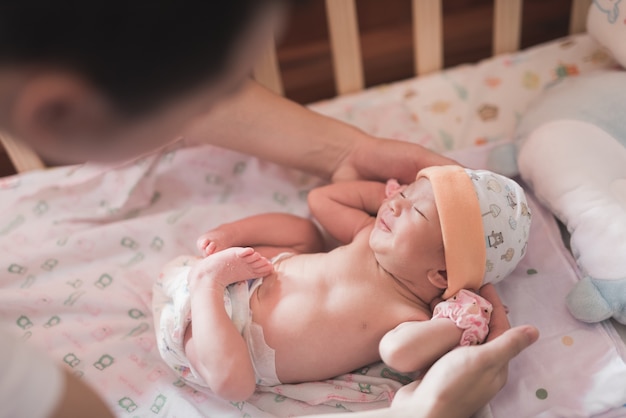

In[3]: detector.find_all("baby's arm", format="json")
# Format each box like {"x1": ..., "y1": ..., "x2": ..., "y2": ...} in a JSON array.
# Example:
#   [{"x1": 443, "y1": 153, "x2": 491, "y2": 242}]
[
  {"x1": 197, "y1": 213, "x2": 324, "y2": 259},
  {"x1": 379, "y1": 319, "x2": 463, "y2": 373},
  {"x1": 307, "y1": 181, "x2": 386, "y2": 243},
  {"x1": 184, "y1": 248, "x2": 273, "y2": 401},
  {"x1": 380, "y1": 290, "x2": 493, "y2": 373}
]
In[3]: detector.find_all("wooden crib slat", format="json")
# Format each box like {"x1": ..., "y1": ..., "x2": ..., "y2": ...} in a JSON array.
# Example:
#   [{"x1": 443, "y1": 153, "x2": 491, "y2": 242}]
[
  {"x1": 325, "y1": 0, "x2": 365, "y2": 95},
  {"x1": 569, "y1": 0, "x2": 592, "y2": 34},
  {"x1": 412, "y1": 0, "x2": 443, "y2": 76},
  {"x1": 493, "y1": 0, "x2": 523, "y2": 55},
  {"x1": 0, "y1": 132, "x2": 45, "y2": 173},
  {"x1": 252, "y1": 34, "x2": 284, "y2": 96}
]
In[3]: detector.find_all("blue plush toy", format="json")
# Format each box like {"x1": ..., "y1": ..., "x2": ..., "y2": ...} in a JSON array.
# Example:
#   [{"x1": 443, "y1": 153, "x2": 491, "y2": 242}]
[{"x1": 488, "y1": 1, "x2": 626, "y2": 325}]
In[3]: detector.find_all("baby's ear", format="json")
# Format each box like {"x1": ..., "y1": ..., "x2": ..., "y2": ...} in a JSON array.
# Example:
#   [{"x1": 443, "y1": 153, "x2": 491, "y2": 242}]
[
  {"x1": 427, "y1": 269, "x2": 448, "y2": 290},
  {"x1": 385, "y1": 179, "x2": 407, "y2": 198}
]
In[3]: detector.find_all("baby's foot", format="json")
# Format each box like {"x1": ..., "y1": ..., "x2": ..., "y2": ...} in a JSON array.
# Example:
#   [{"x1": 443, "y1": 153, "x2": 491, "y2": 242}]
[{"x1": 190, "y1": 247, "x2": 274, "y2": 288}]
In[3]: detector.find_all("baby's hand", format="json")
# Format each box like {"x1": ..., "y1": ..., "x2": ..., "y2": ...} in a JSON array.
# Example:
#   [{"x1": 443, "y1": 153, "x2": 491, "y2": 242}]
[
  {"x1": 432, "y1": 289, "x2": 492, "y2": 346},
  {"x1": 197, "y1": 238, "x2": 217, "y2": 256},
  {"x1": 196, "y1": 229, "x2": 229, "y2": 257},
  {"x1": 385, "y1": 178, "x2": 408, "y2": 198}
]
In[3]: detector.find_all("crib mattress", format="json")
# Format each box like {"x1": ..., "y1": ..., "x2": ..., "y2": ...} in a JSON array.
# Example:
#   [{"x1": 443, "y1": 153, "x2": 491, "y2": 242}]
[{"x1": 1, "y1": 33, "x2": 625, "y2": 417}]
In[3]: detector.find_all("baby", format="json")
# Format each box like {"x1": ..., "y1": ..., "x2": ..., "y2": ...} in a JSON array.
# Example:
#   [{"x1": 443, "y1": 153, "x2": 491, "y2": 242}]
[{"x1": 152, "y1": 165, "x2": 532, "y2": 401}]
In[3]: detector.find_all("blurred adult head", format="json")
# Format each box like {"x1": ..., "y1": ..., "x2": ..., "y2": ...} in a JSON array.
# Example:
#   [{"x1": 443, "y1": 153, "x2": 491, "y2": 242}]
[{"x1": 0, "y1": 1, "x2": 290, "y2": 162}]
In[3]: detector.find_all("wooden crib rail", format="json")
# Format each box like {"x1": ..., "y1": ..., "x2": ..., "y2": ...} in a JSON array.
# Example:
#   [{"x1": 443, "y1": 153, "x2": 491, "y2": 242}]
[
  {"x1": 254, "y1": 0, "x2": 592, "y2": 96},
  {"x1": 0, "y1": 131, "x2": 45, "y2": 174},
  {"x1": 570, "y1": 0, "x2": 593, "y2": 35},
  {"x1": 325, "y1": 0, "x2": 365, "y2": 94},
  {"x1": 493, "y1": 0, "x2": 523, "y2": 55},
  {"x1": 412, "y1": 0, "x2": 443, "y2": 77}
]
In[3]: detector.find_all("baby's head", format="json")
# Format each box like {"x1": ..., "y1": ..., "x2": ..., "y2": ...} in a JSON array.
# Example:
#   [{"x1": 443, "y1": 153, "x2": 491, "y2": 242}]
[
  {"x1": 372, "y1": 165, "x2": 531, "y2": 300},
  {"x1": 417, "y1": 165, "x2": 531, "y2": 298}
]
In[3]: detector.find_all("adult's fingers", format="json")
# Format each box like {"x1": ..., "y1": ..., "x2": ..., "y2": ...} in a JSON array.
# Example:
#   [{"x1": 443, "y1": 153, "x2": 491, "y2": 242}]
[
  {"x1": 487, "y1": 308, "x2": 511, "y2": 342},
  {"x1": 480, "y1": 284, "x2": 511, "y2": 341},
  {"x1": 479, "y1": 284, "x2": 504, "y2": 308},
  {"x1": 483, "y1": 325, "x2": 539, "y2": 362}
]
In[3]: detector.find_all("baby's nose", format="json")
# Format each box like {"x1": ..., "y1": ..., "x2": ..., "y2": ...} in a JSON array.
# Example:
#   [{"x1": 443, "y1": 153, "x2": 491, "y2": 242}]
[{"x1": 389, "y1": 197, "x2": 404, "y2": 214}]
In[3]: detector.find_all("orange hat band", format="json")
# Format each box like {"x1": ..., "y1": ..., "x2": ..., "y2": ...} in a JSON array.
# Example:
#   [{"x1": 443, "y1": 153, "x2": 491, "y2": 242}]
[{"x1": 417, "y1": 165, "x2": 486, "y2": 299}]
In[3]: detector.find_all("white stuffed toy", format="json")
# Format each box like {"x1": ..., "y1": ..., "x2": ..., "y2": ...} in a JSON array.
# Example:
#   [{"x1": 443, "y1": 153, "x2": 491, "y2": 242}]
[{"x1": 488, "y1": 1, "x2": 626, "y2": 324}]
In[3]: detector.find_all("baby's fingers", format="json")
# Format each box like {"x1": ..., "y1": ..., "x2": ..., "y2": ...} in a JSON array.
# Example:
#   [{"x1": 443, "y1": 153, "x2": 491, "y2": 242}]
[
  {"x1": 196, "y1": 236, "x2": 209, "y2": 252},
  {"x1": 204, "y1": 241, "x2": 217, "y2": 256}
]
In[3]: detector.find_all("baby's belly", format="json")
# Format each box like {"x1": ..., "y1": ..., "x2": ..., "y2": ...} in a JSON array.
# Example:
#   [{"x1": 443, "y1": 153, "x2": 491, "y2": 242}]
[{"x1": 250, "y1": 275, "x2": 393, "y2": 383}]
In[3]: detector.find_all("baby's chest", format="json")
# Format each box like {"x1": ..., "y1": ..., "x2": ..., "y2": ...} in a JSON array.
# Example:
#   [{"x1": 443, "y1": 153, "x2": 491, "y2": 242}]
[
  {"x1": 258, "y1": 258, "x2": 424, "y2": 332},
  {"x1": 305, "y1": 284, "x2": 422, "y2": 337}
]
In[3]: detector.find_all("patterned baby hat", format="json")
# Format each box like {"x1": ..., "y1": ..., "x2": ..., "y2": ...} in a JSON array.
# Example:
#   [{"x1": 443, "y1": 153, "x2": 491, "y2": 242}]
[{"x1": 417, "y1": 165, "x2": 531, "y2": 299}]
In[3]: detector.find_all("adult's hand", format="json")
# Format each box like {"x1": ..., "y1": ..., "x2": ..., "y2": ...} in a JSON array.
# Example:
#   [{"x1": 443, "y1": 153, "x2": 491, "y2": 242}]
[
  {"x1": 306, "y1": 324, "x2": 539, "y2": 418},
  {"x1": 331, "y1": 136, "x2": 456, "y2": 185},
  {"x1": 391, "y1": 325, "x2": 539, "y2": 418}
]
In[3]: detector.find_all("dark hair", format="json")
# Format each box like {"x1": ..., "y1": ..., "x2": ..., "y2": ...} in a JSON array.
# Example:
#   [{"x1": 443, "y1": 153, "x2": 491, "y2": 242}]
[{"x1": 0, "y1": 1, "x2": 285, "y2": 116}]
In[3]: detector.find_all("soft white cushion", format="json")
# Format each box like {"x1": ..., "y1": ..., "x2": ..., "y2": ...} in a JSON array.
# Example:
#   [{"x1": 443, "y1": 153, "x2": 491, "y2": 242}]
[{"x1": 518, "y1": 120, "x2": 626, "y2": 280}]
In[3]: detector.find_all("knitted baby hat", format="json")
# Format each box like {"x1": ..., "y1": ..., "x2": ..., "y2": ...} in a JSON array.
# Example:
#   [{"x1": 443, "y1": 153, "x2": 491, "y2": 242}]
[{"x1": 416, "y1": 165, "x2": 531, "y2": 299}]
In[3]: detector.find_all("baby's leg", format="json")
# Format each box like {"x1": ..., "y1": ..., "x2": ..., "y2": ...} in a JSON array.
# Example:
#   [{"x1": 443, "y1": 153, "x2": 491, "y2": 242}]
[
  {"x1": 189, "y1": 247, "x2": 274, "y2": 288},
  {"x1": 158, "y1": 255, "x2": 199, "y2": 285},
  {"x1": 163, "y1": 254, "x2": 199, "y2": 270}
]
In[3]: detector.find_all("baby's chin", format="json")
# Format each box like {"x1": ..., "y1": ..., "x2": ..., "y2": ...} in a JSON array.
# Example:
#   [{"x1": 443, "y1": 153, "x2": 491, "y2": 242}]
[
  {"x1": 368, "y1": 244, "x2": 396, "y2": 276},
  {"x1": 367, "y1": 228, "x2": 384, "y2": 254}
]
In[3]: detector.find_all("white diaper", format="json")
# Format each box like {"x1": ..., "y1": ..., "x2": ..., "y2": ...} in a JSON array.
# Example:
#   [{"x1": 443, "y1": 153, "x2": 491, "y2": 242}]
[{"x1": 152, "y1": 255, "x2": 281, "y2": 389}]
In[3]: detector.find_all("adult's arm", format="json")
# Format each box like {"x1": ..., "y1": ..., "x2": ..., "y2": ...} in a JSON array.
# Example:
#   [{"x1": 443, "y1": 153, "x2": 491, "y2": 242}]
[
  {"x1": 183, "y1": 80, "x2": 456, "y2": 183},
  {"x1": 0, "y1": 325, "x2": 114, "y2": 418},
  {"x1": 50, "y1": 369, "x2": 115, "y2": 418}
]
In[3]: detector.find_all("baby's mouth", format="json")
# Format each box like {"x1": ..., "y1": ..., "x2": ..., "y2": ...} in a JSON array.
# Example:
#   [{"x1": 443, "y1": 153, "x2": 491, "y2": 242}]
[{"x1": 378, "y1": 214, "x2": 391, "y2": 232}]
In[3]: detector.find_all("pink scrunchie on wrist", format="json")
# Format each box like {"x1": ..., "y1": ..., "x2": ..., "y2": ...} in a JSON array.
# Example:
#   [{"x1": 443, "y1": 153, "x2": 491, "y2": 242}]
[{"x1": 432, "y1": 289, "x2": 493, "y2": 346}]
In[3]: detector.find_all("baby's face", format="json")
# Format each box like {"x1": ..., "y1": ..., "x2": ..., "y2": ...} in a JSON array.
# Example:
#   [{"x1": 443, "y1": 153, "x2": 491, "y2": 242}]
[{"x1": 370, "y1": 178, "x2": 445, "y2": 284}]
